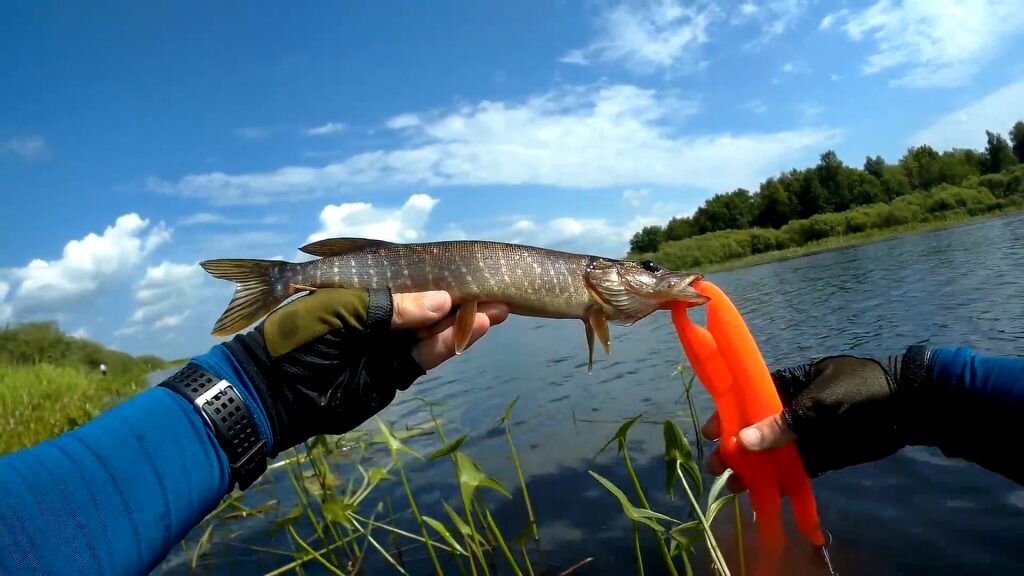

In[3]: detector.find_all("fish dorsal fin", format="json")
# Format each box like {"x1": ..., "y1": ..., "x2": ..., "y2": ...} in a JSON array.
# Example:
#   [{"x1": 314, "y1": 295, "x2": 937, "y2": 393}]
[{"x1": 299, "y1": 238, "x2": 396, "y2": 257}]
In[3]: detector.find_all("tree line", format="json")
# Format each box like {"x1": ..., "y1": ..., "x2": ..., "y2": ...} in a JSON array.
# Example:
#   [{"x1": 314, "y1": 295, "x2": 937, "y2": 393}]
[{"x1": 629, "y1": 121, "x2": 1024, "y2": 259}]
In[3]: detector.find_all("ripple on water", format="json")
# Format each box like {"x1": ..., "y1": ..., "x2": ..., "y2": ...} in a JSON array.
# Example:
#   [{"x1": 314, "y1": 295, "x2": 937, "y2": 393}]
[{"x1": 160, "y1": 215, "x2": 1024, "y2": 576}]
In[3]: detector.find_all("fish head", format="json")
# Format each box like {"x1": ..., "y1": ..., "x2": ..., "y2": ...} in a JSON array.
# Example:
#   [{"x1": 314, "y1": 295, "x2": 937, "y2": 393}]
[{"x1": 585, "y1": 258, "x2": 709, "y2": 324}]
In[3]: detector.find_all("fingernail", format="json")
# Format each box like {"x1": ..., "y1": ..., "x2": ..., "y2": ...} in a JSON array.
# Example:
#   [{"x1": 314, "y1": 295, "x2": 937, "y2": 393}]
[
  {"x1": 424, "y1": 291, "x2": 450, "y2": 314},
  {"x1": 739, "y1": 427, "x2": 762, "y2": 450}
]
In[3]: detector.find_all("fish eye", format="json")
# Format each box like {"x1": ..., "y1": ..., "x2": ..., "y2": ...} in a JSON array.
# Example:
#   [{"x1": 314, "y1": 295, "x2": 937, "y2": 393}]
[{"x1": 639, "y1": 260, "x2": 660, "y2": 272}]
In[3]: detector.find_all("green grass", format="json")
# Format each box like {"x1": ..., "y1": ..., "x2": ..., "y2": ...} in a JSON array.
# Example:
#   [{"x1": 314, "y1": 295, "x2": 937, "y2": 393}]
[
  {"x1": 0, "y1": 320, "x2": 172, "y2": 455},
  {"x1": 0, "y1": 363, "x2": 153, "y2": 454}
]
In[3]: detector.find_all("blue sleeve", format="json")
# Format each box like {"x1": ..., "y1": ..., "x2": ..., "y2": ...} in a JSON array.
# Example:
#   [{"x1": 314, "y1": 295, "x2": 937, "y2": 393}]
[
  {"x1": 0, "y1": 348, "x2": 270, "y2": 576},
  {"x1": 928, "y1": 346, "x2": 1024, "y2": 484}
]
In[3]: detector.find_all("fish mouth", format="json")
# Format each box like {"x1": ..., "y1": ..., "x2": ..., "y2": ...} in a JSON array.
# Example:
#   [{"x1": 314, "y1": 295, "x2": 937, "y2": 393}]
[{"x1": 654, "y1": 272, "x2": 709, "y2": 308}]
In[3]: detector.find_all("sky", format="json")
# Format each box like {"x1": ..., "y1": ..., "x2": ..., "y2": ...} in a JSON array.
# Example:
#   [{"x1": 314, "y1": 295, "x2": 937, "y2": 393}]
[{"x1": 3, "y1": 0, "x2": 1024, "y2": 359}]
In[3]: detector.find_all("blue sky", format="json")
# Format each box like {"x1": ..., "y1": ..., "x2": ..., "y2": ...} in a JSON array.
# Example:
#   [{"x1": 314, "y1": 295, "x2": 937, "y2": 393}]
[{"x1": 3, "y1": 0, "x2": 1024, "y2": 359}]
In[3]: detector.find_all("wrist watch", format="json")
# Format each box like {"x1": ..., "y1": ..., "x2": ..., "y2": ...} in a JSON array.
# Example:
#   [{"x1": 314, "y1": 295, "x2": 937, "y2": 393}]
[{"x1": 158, "y1": 363, "x2": 268, "y2": 490}]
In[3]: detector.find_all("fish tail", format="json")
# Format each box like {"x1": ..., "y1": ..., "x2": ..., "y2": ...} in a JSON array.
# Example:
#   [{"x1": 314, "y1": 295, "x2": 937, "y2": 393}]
[{"x1": 200, "y1": 258, "x2": 294, "y2": 337}]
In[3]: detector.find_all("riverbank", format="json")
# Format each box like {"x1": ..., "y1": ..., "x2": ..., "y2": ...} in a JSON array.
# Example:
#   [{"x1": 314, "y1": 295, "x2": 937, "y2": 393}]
[
  {"x1": 0, "y1": 321, "x2": 175, "y2": 455},
  {"x1": 702, "y1": 206, "x2": 1024, "y2": 273}
]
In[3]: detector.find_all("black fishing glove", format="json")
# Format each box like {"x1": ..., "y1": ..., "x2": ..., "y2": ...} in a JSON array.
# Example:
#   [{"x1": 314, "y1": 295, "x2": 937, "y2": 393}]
[
  {"x1": 220, "y1": 287, "x2": 429, "y2": 457},
  {"x1": 766, "y1": 344, "x2": 950, "y2": 477}
]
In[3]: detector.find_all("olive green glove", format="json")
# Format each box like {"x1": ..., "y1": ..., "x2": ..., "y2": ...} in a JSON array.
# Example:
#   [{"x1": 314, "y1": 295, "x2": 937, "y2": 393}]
[{"x1": 222, "y1": 287, "x2": 507, "y2": 457}]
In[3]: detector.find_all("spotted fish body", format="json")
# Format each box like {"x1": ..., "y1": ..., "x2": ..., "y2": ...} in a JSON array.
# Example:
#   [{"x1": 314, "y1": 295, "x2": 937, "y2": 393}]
[{"x1": 200, "y1": 237, "x2": 708, "y2": 372}]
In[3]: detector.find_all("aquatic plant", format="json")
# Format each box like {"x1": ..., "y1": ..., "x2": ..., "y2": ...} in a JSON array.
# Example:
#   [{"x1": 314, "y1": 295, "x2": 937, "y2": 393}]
[{"x1": 169, "y1": 363, "x2": 757, "y2": 576}]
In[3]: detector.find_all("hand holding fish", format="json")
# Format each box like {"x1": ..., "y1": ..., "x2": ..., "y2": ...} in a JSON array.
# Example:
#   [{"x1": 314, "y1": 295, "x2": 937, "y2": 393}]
[{"x1": 219, "y1": 286, "x2": 509, "y2": 456}]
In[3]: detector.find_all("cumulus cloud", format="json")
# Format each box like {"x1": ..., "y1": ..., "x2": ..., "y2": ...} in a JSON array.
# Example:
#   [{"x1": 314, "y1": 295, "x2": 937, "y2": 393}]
[
  {"x1": 148, "y1": 83, "x2": 838, "y2": 204},
  {"x1": 476, "y1": 201, "x2": 691, "y2": 256},
  {"x1": 116, "y1": 261, "x2": 210, "y2": 337},
  {"x1": 2, "y1": 136, "x2": 49, "y2": 161},
  {"x1": 561, "y1": 0, "x2": 718, "y2": 74},
  {"x1": 307, "y1": 193, "x2": 441, "y2": 244},
  {"x1": 4, "y1": 214, "x2": 170, "y2": 321},
  {"x1": 908, "y1": 78, "x2": 1024, "y2": 151},
  {"x1": 825, "y1": 0, "x2": 1024, "y2": 88},
  {"x1": 311, "y1": 193, "x2": 689, "y2": 257}
]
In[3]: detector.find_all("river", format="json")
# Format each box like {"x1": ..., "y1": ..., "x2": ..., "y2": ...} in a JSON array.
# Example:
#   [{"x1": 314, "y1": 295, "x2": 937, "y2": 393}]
[{"x1": 152, "y1": 213, "x2": 1024, "y2": 576}]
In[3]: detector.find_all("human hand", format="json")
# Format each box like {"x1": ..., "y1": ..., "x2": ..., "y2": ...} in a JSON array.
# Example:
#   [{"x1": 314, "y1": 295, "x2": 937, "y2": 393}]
[
  {"x1": 222, "y1": 287, "x2": 509, "y2": 456},
  {"x1": 701, "y1": 347, "x2": 936, "y2": 493}
]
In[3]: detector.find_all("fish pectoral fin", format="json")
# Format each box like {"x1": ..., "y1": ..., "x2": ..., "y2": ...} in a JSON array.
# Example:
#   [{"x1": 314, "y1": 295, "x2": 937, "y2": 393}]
[
  {"x1": 453, "y1": 299, "x2": 478, "y2": 355},
  {"x1": 299, "y1": 237, "x2": 397, "y2": 258},
  {"x1": 588, "y1": 310, "x2": 611, "y2": 356},
  {"x1": 585, "y1": 319, "x2": 595, "y2": 374}
]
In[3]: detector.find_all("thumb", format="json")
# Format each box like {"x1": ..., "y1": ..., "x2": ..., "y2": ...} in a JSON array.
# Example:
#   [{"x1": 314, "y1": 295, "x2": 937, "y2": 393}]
[
  {"x1": 737, "y1": 412, "x2": 795, "y2": 452},
  {"x1": 391, "y1": 291, "x2": 453, "y2": 330}
]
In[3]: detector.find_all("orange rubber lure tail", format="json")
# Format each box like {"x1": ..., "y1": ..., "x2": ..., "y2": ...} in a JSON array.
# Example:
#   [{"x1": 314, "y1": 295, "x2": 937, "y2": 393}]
[{"x1": 670, "y1": 279, "x2": 826, "y2": 575}]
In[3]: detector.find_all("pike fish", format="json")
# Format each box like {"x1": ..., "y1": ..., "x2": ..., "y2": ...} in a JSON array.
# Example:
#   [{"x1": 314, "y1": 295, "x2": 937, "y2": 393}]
[{"x1": 200, "y1": 237, "x2": 709, "y2": 372}]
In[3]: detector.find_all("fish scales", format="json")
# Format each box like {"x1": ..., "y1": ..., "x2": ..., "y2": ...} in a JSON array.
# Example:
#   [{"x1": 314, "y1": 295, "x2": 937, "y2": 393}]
[{"x1": 290, "y1": 241, "x2": 595, "y2": 319}]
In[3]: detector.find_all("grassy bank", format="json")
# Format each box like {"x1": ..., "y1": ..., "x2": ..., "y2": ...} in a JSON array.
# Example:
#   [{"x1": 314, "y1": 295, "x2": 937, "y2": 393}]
[
  {"x1": 0, "y1": 321, "x2": 173, "y2": 455},
  {"x1": 631, "y1": 181, "x2": 1024, "y2": 272},
  {"x1": 700, "y1": 204, "x2": 1024, "y2": 273}
]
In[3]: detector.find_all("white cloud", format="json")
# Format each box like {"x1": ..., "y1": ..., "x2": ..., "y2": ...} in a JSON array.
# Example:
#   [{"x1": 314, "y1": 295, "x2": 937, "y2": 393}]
[
  {"x1": 829, "y1": 0, "x2": 1024, "y2": 88},
  {"x1": 117, "y1": 261, "x2": 210, "y2": 337},
  {"x1": 70, "y1": 327, "x2": 89, "y2": 340},
  {"x1": 733, "y1": 0, "x2": 812, "y2": 48},
  {"x1": 561, "y1": 0, "x2": 719, "y2": 74},
  {"x1": 818, "y1": 9, "x2": 848, "y2": 30},
  {"x1": 307, "y1": 193, "x2": 440, "y2": 244},
  {"x1": 5, "y1": 214, "x2": 170, "y2": 321},
  {"x1": 2, "y1": 136, "x2": 48, "y2": 161},
  {"x1": 306, "y1": 122, "x2": 347, "y2": 136},
  {"x1": 908, "y1": 78, "x2": 1024, "y2": 150},
  {"x1": 179, "y1": 213, "x2": 224, "y2": 225},
  {"x1": 148, "y1": 83, "x2": 838, "y2": 204},
  {"x1": 476, "y1": 201, "x2": 692, "y2": 257},
  {"x1": 386, "y1": 114, "x2": 421, "y2": 130}
]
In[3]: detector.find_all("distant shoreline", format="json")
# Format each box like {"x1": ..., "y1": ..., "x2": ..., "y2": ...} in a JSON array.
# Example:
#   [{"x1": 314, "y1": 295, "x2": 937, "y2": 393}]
[{"x1": 698, "y1": 206, "x2": 1024, "y2": 274}]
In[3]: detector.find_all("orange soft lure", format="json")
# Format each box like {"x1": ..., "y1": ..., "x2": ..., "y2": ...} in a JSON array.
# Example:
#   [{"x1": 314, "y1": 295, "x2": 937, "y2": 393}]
[{"x1": 670, "y1": 279, "x2": 828, "y2": 576}]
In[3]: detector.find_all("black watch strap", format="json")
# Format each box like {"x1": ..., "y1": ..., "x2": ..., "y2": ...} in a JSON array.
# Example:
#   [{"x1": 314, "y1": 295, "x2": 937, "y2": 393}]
[{"x1": 159, "y1": 363, "x2": 267, "y2": 490}]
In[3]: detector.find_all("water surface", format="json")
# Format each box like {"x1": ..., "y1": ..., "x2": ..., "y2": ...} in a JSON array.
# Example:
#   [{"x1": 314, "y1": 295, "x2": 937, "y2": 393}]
[{"x1": 154, "y1": 214, "x2": 1024, "y2": 575}]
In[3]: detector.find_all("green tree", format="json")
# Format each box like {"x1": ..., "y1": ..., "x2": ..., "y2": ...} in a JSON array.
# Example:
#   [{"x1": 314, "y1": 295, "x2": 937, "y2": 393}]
[
  {"x1": 691, "y1": 189, "x2": 754, "y2": 233},
  {"x1": 664, "y1": 216, "x2": 695, "y2": 241},
  {"x1": 983, "y1": 130, "x2": 1018, "y2": 174},
  {"x1": 1011, "y1": 121, "x2": 1024, "y2": 164},
  {"x1": 814, "y1": 150, "x2": 853, "y2": 212},
  {"x1": 899, "y1": 145, "x2": 942, "y2": 190},
  {"x1": 753, "y1": 178, "x2": 797, "y2": 228},
  {"x1": 793, "y1": 170, "x2": 826, "y2": 218},
  {"x1": 629, "y1": 225, "x2": 666, "y2": 253},
  {"x1": 864, "y1": 155, "x2": 886, "y2": 180}
]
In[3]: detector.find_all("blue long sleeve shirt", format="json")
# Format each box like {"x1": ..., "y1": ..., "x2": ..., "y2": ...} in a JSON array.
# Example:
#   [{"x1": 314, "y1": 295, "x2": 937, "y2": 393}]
[{"x1": 1, "y1": 345, "x2": 1023, "y2": 575}]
